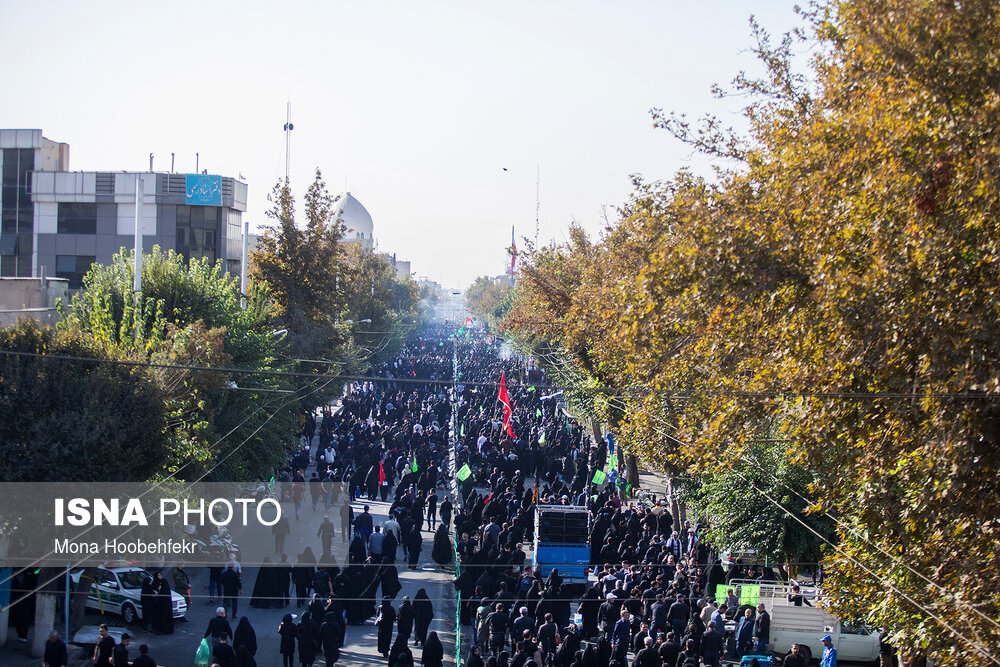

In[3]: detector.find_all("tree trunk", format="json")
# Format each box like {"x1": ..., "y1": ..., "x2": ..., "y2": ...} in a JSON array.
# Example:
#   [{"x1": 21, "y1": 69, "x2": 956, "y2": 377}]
[
  {"x1": 32, "y1": 589, "x2": 57, "y2": 658},
  {"x1": 667, "y1": 477, "x2": 683, "y2": 533},
  {"x1": 69, "y1": 567, "x2": 99, "y2": 634}
]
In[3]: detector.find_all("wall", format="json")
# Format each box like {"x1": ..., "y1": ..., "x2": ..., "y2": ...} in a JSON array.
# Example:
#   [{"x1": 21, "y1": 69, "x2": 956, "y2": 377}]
[{"x1": 0, "y1": 276, "x2": 69, "y2": 327}]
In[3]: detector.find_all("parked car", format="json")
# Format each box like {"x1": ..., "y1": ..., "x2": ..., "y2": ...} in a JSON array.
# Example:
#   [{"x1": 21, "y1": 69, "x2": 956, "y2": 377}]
[{"x1": 69, "y1": 566, "x2": 187, "y2": 625}]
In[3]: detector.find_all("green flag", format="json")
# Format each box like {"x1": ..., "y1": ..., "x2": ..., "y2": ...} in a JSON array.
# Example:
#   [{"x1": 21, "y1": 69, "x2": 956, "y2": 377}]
[
  {"x1": 538, "y1": 430, "x2": 546, "y2": 445},
  {"x1": 268, "y1": 476, "x2": 275, "y2": 492},
  {"x1": 456, "y1": 464, "x2": 472, "y2": 482},
  {"x1": 411, "y1": 455, "x2": 419, "y2": 473},
  {"x1": 536, "y1": 408, "x2": 542, "y2": 418},
  {"x1": 528, "y1": 386, "x2": 536, "y2": 392},
  {"x1": 740, "y1": 584, "x2": 761, "y2": 606},
  {"x1": 592, "y1": 469, "x2": 606, "y2": 485},
  {"x1": 460, "y1": 422, "x2": 465, "y2": 436},
  {"x1": 609, "y1": 448, "x2": 618, "y2": 470},
  {"x1": 565, "y1": 418, "x2": 571, "y2": 435}
]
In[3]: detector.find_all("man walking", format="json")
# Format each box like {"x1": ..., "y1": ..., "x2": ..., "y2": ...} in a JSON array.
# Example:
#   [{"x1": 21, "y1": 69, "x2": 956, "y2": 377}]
[
  {"x1": 42, "y1": 630, "x2": 68, "y2": 667},
  {"x1": 220, "y1": 564, "x2": 242, "y2": 619},
  {"x1": 317, "y1": 515, "x2": 335, "y2": 557}
]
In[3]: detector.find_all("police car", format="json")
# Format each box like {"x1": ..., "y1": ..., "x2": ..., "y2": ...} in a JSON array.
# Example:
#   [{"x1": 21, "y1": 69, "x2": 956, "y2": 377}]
[{"x1": 69, "y1": 566, "x2": 187, "y2": 625}]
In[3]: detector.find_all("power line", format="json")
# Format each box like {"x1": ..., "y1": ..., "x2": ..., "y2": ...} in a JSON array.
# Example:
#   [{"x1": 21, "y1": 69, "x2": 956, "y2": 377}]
[
  {"x1": 0, "y1": 372, "x2": 337, "y2": 612},
  {"x1": 603, "y1": 394, "x2": 1000, "y2": 661},
  {"x1": 3, "y1": 348, "x2": 999, "y2": 400},
  {"x1": 597, "y1": 390, "x2": 1000, "y2": 635}
]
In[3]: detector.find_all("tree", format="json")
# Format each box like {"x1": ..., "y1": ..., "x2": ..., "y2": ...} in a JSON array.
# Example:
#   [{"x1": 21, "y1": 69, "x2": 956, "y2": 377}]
[
  {"x1": 505, "y1": 1, "x2": 1000, "y2": 660},
  {"x1": 0, "y1": 318, "x2": 166, "y2": 482},
  {"x1": 464, "y1": 275, "x2": 514, "y2": 332},
  {"x1": 340, "y1": 243, "x2": 420, "y2": 363},
  {"x1": 63, "y1": 247, "x2": 298, "y2": 481},
  {"x1": 683, "y1": 439, "x2": 835, "y2": 569},
  {"x1": 249, "y1": 171, "x2": 346, "y2": 359}
]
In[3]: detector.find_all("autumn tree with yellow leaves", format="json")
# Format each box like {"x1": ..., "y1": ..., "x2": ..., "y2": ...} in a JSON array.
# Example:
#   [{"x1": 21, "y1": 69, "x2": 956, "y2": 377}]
[{"x1": 507, "y1": 0, "x2": 1000, "y2": 661}]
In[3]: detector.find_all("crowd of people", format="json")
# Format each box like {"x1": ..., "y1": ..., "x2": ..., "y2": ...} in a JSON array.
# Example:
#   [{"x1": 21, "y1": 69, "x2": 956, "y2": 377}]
[{"x1": 30, "y1": 324, "x2": 821, "y2": 667}]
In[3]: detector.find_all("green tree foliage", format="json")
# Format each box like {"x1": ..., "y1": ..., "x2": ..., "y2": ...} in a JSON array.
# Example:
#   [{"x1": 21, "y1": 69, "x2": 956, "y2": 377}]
[
  {"x1": 249, "y1": 171, "x2": 346, "y2": 359},
  {"x1": 684, "y1": 439, "x2": 835, "y2": 567},
  {"x1": 340, "y1": 243, "x2": 420, "y2": 363},
  {"x1": 0, "y1": 319, "x2": 166, "y2": 481},
  {"x1": 507, "y1": 1, "x2": 1000, "y2": 660},
  {"x1": 63, "y1": 247, "x2": 297, "y2": 481},
  {"x1": 464, "y1": 275, "x2": 514, "y2": 332}
]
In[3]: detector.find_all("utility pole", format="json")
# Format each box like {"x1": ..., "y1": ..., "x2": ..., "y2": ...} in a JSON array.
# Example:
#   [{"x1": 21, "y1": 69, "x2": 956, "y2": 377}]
[
  {"x1": 283, "y1": 102, "x2": 294, "y2": 183},
  {"x1": 535, "y1": 164, "x2": 540, "y2": 249},
  {"x1": 240, "y1": 219, "x2": 249, "y2": 309},
  {"x1": 133, "y1": 174, "x2": 143, "y2": 339}
]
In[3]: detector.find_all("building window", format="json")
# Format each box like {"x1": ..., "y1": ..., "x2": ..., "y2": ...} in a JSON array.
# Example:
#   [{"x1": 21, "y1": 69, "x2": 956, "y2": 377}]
[
  {"x1": 57, "y1": 203, "x2": 97, "y2": 234},
  {"x1": 1, "y1": 148, "x2": 34, "y2": 276},
  {"x1": 55, "y1": 254, "x2": 95, "y2": 288},
  {"x1": 175, "y1": 205, "x2": 220, "y2": 262}
]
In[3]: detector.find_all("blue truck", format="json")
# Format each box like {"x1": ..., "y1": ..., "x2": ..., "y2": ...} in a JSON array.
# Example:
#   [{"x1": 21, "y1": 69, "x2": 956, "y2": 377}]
[{"x1": 533, "y1": 505, "x2": 591, "y2": 587}]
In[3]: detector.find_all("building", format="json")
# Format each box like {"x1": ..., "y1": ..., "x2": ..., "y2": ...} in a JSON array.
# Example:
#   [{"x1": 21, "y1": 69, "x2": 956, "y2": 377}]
[
  {"x1": 335, "y1": 191, "x2": 374, "y2": 249},
  {"x1": 0, "y1": 276, "x2": 69, "y2": 327},
  {"x1": 0, "y1": 129, "x2": 248, "y2": 288}
]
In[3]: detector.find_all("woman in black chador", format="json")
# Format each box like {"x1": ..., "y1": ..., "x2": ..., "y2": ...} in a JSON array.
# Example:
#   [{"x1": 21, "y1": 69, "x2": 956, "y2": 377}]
[
  {"x1": 412, "y1": 588, "x2": 434, "y2": 646},
  {"x1": 234, "y1": 615, "x2": 258, "y2": 656},
  {"x1": 250, "y1": 557, "x2": 282, "y2": 609},
  {"x1": 376, "y1": 596, "x2": 396, "y2": 657},
  {"x1": 431, "y1": 523, "x2": 453, "y2": 565},
  {"x1": 140, "y1": 577, "x2": 156, "y2": 630},
  {"x1": 153, "y1": 571, "x2": 174, "y2": 634}
]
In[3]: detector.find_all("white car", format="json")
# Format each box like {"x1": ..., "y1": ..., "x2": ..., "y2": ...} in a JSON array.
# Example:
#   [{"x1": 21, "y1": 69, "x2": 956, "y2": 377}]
[{"x1": 70, "y1": 566, "x2": 187, "y2": 625}]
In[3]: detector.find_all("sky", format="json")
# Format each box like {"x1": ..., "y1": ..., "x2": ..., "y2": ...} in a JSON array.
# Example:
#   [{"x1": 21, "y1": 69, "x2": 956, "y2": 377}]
[{"x1": 0, "y1": 1, "x2": 805, "y2": 289}]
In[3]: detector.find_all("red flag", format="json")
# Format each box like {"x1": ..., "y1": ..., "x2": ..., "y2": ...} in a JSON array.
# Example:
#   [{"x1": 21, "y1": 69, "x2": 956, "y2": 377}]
[
  {"x1": 379, "y1": 461, "x2": 385, "y2": 485},
  {"x1": 498, "y1": 371, "x2": 515, "y2": 438}
]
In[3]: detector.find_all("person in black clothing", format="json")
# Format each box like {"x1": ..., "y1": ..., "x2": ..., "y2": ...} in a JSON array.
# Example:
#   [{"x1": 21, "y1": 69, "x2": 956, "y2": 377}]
[
  {"x1": 132, "y1": 644, "x2": 157, "y2": 667},
  {"x1": 423, "y1": 631, "x2": 445, "y2": 667},
  {"x1": 787, "y1": 584, "x2": 813, "y2": 607},
  {"x1": 784, "y1": 643, "x2": 808, "y2": 667},
  {"x1": 320, "y1": 610, "x2": 345, "y2": 665},
  {"x1": 141, "y1": 578, "x2": 156, "y2": 630},
  {"x1": 658, "y1": 632, "x2": 681, "y2": 667},
  {"x1": 279, "y1": 613, "x2": 298, "y2": 667},
  {"x1": 377, "y1": 596, "x2": 397, "y2": 657},
  {"x1": 153, "y1": 572, "x2": 174, "y2": 634},
  {"x1": 633, "y1": 636, "x2": 658, "y2": 667},
  {"x1": 676, "y1": 638, "x2": 699, "y2": 667},
  {"x1": 221, "y1": 563, "x2": 243, "y2": 619},
  {"x1": 425, "y1": 490, "x2": 438, "y2": 530},
  {"x1": 112, "y1": 633, "x2": 131, "y2": 667},
  {"x1": 413, "y1": 588, "x2": 434, "y2": 646},
  {"x1": 439, "y1": 495, "x2": 453, "y2": 528},
  {"x1": 234, "y1": 616, "x2": 258, "y2": 656},
  {"x1": 701, "y1": 620, "x2": 724, "y2": 667},
  {"x1": 397, "y1": 596, "x2": 415, "y2": 645},
  {"x1": 42, "y1": 630, "x2": 68, "y2": 667},
  {"x1": 214, "y1": 634, "x2": 237, "y2": 667},
  {"x1": 204, "y1": 607, "x2": 234, "y2": 649},
  {"x1": 93, "y1": 624, "x2": 116, "y2": 667}
]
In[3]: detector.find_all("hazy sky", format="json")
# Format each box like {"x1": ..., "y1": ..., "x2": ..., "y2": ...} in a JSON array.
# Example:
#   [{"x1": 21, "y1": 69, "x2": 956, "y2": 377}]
[{"x1": 1, "y1": 1, "x2": 803, "y2": 289}]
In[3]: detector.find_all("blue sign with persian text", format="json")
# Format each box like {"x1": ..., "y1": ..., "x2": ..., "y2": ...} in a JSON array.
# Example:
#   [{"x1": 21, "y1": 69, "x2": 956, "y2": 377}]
[{"x1": 185, "y1": 174, "x2": 222, "y2": 206}]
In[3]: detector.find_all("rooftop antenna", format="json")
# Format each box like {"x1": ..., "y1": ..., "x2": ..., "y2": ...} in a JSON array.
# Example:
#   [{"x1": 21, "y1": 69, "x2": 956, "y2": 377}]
[
  {"x1": 535, "y1": 164, "x2": 540, "y2": 249},
  {"x1": 283, "y1": 101, "x2": 294, "y2": 183}
]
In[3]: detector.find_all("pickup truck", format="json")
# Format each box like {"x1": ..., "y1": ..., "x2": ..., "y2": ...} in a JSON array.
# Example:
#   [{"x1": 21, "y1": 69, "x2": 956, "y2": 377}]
[
  {"x1": 70, "y1": 566, "x2": 187, "y2": 625},
  {"x1": 769, "y1": 603, "x2": 881, "y2": 663}
]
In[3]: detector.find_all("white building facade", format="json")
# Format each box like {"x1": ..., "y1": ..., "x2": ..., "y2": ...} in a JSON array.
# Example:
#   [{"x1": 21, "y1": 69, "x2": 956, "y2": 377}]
[{"x1": 0, "y1": 129, "x2": 247, "y2": 287}]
